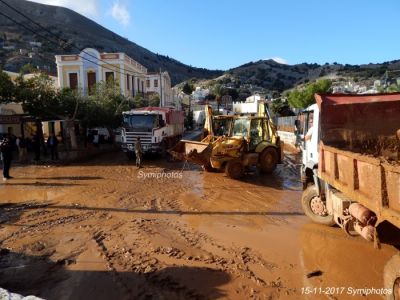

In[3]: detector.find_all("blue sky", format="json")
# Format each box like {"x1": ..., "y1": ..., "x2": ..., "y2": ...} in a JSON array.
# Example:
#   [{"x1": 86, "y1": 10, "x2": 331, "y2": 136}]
[{"x1": 30, "y1": 0, "x2": 400, "y2": 70}]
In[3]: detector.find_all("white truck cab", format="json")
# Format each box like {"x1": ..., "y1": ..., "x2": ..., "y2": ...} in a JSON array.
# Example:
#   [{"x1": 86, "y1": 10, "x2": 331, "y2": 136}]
[{"x1": 298, "y1": 103, "x2": 320, "y2": 189}]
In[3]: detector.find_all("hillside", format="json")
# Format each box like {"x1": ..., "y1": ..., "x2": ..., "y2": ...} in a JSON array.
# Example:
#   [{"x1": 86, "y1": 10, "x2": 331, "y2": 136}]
[
  {"x1": 0, "y1": 0, "x2": 399, "y2": 92},
  {"x1": 0, "y1": 0, "x2": 223, "y2": 85},
  {"x1": 214, "y1": 59, "x2": 400, "y2": 95}
]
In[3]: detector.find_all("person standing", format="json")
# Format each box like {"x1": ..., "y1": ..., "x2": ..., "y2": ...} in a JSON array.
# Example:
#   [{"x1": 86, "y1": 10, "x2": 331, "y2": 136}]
[
  {"x1": 16, "y1": 136, "x2": 27, "y2": 162},
  {"x1": 47, "y1": 132, "x2": 59, "y2": 160},
  {"x1": 134, "y1": 137, "x2": 142, "y2": 168},
  {"x1": 1, "y1": 135, "x2": 14, "y2": 180},
  {"x1": 32, "y1": 134, "x2": 41, "y2": 161}
]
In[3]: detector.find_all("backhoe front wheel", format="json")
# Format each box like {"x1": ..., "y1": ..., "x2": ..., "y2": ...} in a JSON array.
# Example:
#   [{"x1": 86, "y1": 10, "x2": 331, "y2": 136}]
[
  {"x1": 301, "y1": 185, "x2": 335, "y2": 226},
  {"x1": 225, "y1": 159, "x2": 244, "y2": 179},
  {"x1": 259, "y1": 148, "x2": 278, "y2": 174}
]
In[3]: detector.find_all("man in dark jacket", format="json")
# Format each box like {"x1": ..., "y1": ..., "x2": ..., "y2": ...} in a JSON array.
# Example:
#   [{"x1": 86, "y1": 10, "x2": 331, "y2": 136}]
[
  {"x1": 134, "y1": 137, "x2": 142, "y2": 168},
  {"x1": 47, "y1": 132, "x2": 59, "y2": 160},
  {"x1": 1, "y1": 135, "x2": 13, "y2": 180}
]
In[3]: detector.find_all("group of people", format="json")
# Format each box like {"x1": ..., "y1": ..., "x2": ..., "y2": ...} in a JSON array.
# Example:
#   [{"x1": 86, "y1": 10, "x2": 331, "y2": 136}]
[{"x1": 0, "y1": 132, "x2": 60, "y2": 181}]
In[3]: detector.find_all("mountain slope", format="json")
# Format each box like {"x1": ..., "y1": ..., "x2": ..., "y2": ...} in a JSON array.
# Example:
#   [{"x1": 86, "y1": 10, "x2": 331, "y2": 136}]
[{"x1": 0, "y1": 0, "x2": 223, "y2": 85}]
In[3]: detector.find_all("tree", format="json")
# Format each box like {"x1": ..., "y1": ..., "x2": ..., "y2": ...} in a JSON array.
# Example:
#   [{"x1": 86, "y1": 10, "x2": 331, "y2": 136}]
[
  {"x1": 57, "y1": 87, "x2": 86, "y2": 149},
  {"x1": 184, "y1": 110, "x2": 193, "y2": 129},
  {"x1": 132, "y1": 94, "x2": 146, "y2": 108},
  {"x1": 182, "y1": 81, "x2": 194, "y2": 95},
  {"x1": 270, "y1": 98, "x2": 295, "y2": 116},
  {"x1": 86, "y1": 80, "x2": 129, "y2": 128},
  {"x1": 287, "y1": 79, "x2": 332, "y2": 108},
  {"x1": 19, "y1": 63, "x2": 37, "y2": 75},
  {"x1": 220, "y1": 87, "x2": 239, "y2": 100},
  {"x1": 19, "y1": 73, "x2": 58, "y2": 119},
  {"x1": 148, "y1": 94, "x2": 160, "y2": 107},
  {"x1": 213, "y1": 84, "x2": 223, "y2": 112},
  {"x1": 0, "y1": 70, "x2": 14, "y2": 103}
]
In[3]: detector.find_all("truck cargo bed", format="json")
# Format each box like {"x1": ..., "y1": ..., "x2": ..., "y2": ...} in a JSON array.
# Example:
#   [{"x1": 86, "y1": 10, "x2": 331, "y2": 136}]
[{"x1": 319, "y1": 143, "x2": 400, "y2": 228}]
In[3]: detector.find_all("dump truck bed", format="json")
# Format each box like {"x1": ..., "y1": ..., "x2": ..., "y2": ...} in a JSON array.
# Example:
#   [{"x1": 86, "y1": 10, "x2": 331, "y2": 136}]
[
  {"x1": 316, "y1": 93, "x2": 400, "y2": 228},
  {"x1": 319, "y1": 144, "x2": 400, "y2": 227}
]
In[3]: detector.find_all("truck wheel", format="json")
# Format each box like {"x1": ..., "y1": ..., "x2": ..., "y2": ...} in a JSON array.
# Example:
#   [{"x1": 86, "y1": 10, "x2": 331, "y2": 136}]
[
  {"x1": 302, "y1": 185, "x2": 335, "y2": 226},
  {"x1": 225, "y1": 159, "x2": 244, "y2": 179},
  {"x1": 384, "y1": 253, "x2": 400, "y2": 300},
  {"x1": 259, "y1": 148, "x2": 278, "y2": 174}
]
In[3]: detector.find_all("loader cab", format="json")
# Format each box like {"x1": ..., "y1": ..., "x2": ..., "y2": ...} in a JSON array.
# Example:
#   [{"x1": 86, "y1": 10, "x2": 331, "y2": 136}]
[
  {"x1": 231, "y1": 117, "x2": 271, "y2": 152},
  {"x1": 213, "y1": 116, "x2": 233, "y2": 136}
]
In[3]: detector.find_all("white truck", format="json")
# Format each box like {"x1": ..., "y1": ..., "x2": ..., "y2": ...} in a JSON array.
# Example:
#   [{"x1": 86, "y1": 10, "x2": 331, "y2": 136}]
[
  {"x1": 121, "y1": 107, "x2": 184, "y2": 157},
  {"x1": 298, "y1": 93, "x2": 400, "y2": 299}
]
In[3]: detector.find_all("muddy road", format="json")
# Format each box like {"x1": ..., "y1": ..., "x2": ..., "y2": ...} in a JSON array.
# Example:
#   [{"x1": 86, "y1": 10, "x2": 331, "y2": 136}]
[{"x1": 0, "y1": 152, "x2": 397, "y2": 299}]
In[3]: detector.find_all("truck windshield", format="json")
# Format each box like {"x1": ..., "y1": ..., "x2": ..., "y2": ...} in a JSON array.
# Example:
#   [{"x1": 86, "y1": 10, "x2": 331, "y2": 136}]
[{"x1": 123, "y1": 114, "x2": 157, "y2": 132}]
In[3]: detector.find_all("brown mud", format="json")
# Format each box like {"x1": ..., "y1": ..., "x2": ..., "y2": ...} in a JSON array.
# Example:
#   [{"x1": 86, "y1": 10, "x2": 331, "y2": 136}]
[{"x1": 0, "y1": 152, "x2": 397, "y2": 299}]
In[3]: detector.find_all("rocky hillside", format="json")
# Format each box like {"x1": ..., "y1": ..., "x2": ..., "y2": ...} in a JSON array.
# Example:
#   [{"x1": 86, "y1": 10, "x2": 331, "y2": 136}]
[
  {"x1": 0, "y1": 0, "x2": 223, "y2": 85},
  {"x1": 227, "y1": 59, "x2": 400, "y2": 93},
  {"x1": 0, "y1": 0, "x2": 399, "y2": 92},
  {"x1": 187, "y1": 58, "x2": 400, "y2": 101}
]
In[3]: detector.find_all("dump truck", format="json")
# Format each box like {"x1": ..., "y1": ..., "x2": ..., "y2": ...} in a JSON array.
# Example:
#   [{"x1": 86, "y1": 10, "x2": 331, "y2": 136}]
[
  {"x1": 170, "y1": 105, "x2": 283, "y2": 179},
  {"x1": 298, "y1": 93, "x2": 400, "y2": 299},
  {"x1": 121, "y1": 107, "x2": 184, "y2": 157}
]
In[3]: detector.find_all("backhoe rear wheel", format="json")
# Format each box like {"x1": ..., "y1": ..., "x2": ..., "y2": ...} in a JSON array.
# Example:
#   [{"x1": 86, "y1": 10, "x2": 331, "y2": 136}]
[
  {"x1": 225, "y1": 159, "x2": 244, "y2": 179},
  {"x1": 259, "y1": 147, "x2": 278, "y2": 174},
  {"x1": 301, "y1": 185, "x2": 335, "y2": 226}
]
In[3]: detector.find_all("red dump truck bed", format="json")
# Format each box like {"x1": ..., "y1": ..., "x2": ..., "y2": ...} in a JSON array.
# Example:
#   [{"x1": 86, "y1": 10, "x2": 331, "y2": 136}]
[{"x1": 316, "y1": 93, "x2": 400, "y2": 228}]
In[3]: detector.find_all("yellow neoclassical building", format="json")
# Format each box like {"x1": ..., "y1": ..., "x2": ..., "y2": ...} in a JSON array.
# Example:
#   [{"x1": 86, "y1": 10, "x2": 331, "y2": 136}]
[{"x1": 55, "y1": 48, "x2": 147, "y2": 97}]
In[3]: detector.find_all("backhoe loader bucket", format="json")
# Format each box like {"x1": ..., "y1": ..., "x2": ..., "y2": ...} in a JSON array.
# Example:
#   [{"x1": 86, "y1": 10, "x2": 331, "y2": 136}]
[{"x1": 168, "y1": 140, "x2": 213, "y2": 166}]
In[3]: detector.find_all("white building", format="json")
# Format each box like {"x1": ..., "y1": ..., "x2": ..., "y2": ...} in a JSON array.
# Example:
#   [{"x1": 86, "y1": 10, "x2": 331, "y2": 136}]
[
  {"x1": 145, "y1": 71, "x2": 173, "y2": 107},
  {"x1": 192, "y1": 87, "x2": 209, "y2": 102},
  {"x1": 55, "y1": 48, "x2": 148, "y2": 97},
  {"x1": 233, "y1": 94, "x2": 264, "y2": 114}
]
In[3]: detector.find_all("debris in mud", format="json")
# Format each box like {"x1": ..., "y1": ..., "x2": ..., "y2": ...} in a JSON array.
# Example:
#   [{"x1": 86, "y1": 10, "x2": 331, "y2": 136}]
[
  {"x1": 306, "y1": 270, "x2": 323, "y2": 278},
  {"x1": 56, "y1": 258, "x2": 76, "y2": 266}
]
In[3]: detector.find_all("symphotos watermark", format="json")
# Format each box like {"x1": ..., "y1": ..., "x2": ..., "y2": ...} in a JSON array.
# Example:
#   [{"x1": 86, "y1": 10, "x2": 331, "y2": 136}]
[
  {"x1": 137, "y1": 160, "x2": 190, "y2": 180},
  {"x1": 138, "y1": 170, "x2": 183, "y2": 180}
]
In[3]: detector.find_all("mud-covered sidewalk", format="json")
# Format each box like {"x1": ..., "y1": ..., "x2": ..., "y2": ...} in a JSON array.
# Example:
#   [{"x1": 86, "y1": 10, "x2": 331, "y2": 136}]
[{"x1": 0, "y1": 152, "x2": 397, "y2": 299}]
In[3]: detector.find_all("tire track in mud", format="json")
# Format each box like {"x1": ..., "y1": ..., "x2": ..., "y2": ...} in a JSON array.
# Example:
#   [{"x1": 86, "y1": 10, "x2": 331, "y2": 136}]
[
  {"x1": 90, "y1": 221, "x2": 205, "y2": 300},
  {"x1": 128, "y1": 217, "x2": 290, "y2": 298},
  {"x1": 0, "y1": 207, "x2": 97, "y2": 246}
]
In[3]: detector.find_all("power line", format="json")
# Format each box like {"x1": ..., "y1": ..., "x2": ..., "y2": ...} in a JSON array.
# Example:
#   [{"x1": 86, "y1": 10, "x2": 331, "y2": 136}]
[
  {"x1": 0, "y1": 0, "x2": 114, "y2": 68},
  {"x1": 0, "y1": 2, "x2": 147, "y2": 79}
]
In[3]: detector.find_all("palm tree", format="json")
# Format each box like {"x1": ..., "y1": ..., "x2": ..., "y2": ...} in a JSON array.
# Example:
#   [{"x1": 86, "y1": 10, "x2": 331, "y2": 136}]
[{"x1": 213, "y1": 84, "x2": 223, "y2": 113}]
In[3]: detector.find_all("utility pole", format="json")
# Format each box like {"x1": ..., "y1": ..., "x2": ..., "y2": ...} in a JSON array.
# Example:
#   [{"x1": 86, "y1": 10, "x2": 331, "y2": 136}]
[{"x1": 159, "y1": 68, "x2": 163, "y2": 107}]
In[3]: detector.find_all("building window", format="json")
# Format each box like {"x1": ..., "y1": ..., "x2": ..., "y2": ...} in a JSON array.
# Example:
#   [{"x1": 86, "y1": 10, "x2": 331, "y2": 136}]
[
  {"x1": 87, "y1": 72, "x2": 96, "y2": 95},
  {"x1": 105, "y1": 72, "x2": 114, "y2": 82},
  {"x1": 132, "y1": 76, "x2": 135, "y2": 96},
  {"x1": 69, "y1": 73, "x2": 78, "y2": 90},
  {"x1": 141, "y1": 81, "x2": 144, "y2": 93},
  {"x1": 137, "y1": 78, "x2": 140, "y2": 92},
  {"x1": 126, "y1": 74, "x2": 130, "y2": 90},
  {"x1": 154, "y1": 79, "x2": 158, "y2": 88},
  {"x1": 146, "y1": 79, "x2": 150, "y2": 88}
]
